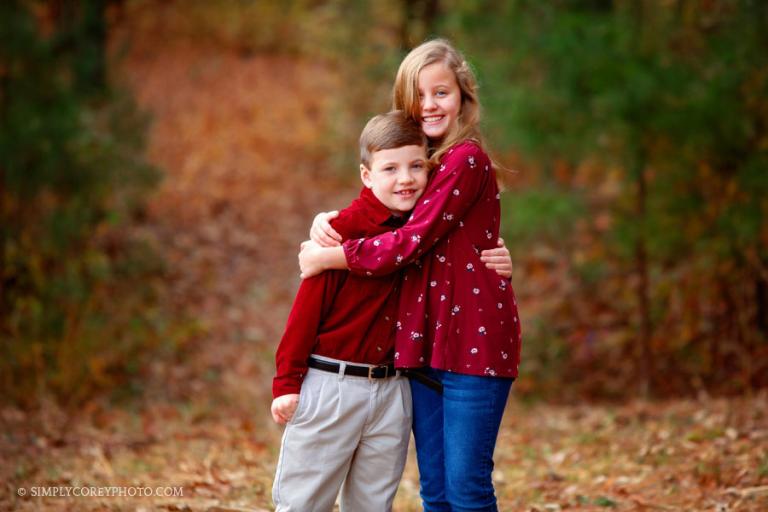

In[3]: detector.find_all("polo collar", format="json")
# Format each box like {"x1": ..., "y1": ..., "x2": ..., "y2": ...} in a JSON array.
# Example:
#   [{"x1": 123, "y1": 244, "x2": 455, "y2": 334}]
[{"x1": 359, "y1": 186, "x2": 404, "y2": 226}]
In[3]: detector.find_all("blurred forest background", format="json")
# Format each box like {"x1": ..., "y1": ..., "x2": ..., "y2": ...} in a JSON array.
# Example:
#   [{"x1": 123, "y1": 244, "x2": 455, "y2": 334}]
[{"x1": 2, "y1": 0, "x2": 767, "y2": 511}]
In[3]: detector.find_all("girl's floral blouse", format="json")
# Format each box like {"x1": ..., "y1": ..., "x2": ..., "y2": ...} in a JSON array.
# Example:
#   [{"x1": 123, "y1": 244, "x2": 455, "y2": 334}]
[{"x1": 343, "y1": 141, "x2": 522, "y2": 378}]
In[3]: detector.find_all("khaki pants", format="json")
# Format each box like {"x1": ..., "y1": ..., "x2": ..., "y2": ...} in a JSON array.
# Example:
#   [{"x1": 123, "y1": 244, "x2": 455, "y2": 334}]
[{"x1": 272, "y1": 364, "x2": 412, "y2": 512}]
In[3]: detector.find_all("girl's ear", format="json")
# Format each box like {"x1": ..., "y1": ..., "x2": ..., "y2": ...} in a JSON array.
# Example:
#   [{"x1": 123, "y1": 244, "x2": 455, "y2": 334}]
[{"x1": 360, "y1": 164, "x2": 373, "y2": 189}]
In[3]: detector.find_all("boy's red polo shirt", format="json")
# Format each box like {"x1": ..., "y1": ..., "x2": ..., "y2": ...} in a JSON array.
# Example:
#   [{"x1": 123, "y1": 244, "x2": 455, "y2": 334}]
[{"x1": 273, "y1": 187, "x2": 405, "y2": 398}]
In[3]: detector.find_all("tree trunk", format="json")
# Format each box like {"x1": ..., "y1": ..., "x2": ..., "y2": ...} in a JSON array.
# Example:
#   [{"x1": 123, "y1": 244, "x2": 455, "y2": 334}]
[
  {"x1": 757, "y1": 276, "x2": 768, "y2": 338},
  {"x1": 633, "y1": 156, "x2": 655, "y2": 397},
  {"x1": 399, "y1": 0, "x2": 441, "y2": 52}
]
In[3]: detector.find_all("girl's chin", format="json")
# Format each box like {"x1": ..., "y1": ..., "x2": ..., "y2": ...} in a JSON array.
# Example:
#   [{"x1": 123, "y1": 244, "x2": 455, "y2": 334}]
[{"x1": 422, "y1": 125, "x2": 447, "y2": 139}]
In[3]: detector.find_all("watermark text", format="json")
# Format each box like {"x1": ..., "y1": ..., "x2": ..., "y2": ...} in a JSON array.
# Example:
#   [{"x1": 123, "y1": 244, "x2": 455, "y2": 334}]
[{"x1": 17, "y1": 486, "x2": 184, "y2": 498}]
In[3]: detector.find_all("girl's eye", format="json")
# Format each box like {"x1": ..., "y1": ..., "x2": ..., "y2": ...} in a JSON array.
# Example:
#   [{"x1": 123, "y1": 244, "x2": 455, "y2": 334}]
[
  {"x1": 384, "y1": 166, "x2": 396, "y2": 172},
  {"x1": 412, "y1": 163, "x2": 425, "y2": 170},
  {"x1": 436, "y1": 90, "x2": 446, "y2": 97}
]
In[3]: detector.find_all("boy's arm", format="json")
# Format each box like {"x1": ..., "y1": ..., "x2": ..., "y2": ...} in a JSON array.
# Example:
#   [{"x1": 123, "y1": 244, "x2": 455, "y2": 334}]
[
  {"x1": 310, "y1": 210, "x2": 342, "y2": 247},
  {"x1": 273, "y1": 271, "x2": 345, "y2": 399},
  {"x1": 296, "y1": 195, "x2": 368, "y2": 278},
  {"x1": 481, "y1": 238, "x2": 514, "y2": 278},
  {"x1": 271, "y1": 394, "x2": 300, "y2": 425}
]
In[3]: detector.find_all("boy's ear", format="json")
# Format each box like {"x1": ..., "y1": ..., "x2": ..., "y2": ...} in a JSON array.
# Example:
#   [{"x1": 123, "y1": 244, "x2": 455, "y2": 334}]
[{"x1": 360, "y1": 164, "x2": 373, "y2": 189}]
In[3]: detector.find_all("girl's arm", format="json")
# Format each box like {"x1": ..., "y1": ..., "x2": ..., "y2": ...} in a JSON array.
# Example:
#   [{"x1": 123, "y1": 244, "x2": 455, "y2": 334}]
[
  {"x1": 299, "y1": 240, "x2": 347, "y2": 278},
  {"x1": 310, "y1": 211, "x2": 515, "y2": 278},
  {"x1": 344, "y1": 142, "x2": 491, "y2": 277},
  {"x1": 302, "y1": 144, "x2": 514, "y2": 279},
  {"x1": 298, "y1": 237, "x2": 514, "y2": 279}
]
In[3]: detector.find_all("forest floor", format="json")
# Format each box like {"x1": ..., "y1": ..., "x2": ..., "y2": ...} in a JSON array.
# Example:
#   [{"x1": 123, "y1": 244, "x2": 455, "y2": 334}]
[{"x1": 2, "y1": 15, "x2": 768, "y2": 512}]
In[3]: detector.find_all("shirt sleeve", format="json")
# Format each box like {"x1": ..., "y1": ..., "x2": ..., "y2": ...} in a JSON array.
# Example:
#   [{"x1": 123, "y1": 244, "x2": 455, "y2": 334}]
[
  {"x1": 272, "y1": 271, "x2": 346, "y2": 398},
  {"x1": 343, "y1": 142, "x2": 491, "y2": 276}
]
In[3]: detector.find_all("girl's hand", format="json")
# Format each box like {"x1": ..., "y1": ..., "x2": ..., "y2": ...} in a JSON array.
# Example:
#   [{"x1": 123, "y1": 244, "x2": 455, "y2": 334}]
[
  {"x1": 271, "y1": 393, "x2": 300, "y2": 425},
  {"x1": 480, "y1": 238, "x2": 514, "y2": 278},
  {"x1": 299, "y1": 240, "x2": 326, "y2": 278},
  {"x1": 310, "y1": 211, "x2": 342, "y2": 247}
]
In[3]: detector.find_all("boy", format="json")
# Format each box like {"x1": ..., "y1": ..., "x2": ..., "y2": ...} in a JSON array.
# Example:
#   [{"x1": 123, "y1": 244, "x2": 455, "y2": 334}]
[{"x1": 271, "y1": 111, "x2": 428, "y2": 511}]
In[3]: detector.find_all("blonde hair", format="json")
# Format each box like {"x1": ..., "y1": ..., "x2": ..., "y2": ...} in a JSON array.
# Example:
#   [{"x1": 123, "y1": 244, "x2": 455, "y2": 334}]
[
  {"x1": 359, "y1": 110, "x2": 427, "y2": 169},
  {"x1": 392, "y1": 39, "x2": 482, "y2": 165}
]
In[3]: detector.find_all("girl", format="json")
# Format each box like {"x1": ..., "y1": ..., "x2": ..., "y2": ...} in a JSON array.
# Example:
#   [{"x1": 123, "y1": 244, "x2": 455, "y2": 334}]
[{"x1": 300, "y1": 39, "x2": 521, "y2": 512}]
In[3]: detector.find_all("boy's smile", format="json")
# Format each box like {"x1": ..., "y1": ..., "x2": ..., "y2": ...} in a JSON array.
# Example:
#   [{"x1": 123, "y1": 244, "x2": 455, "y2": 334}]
[{"x1": 361, "y1": 144, "x2": 428, "y2": 215}]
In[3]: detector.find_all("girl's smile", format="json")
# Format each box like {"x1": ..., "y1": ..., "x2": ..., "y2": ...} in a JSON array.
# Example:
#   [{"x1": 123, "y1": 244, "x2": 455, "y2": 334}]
[{"x1": 418, "y1": 62, "x2": 462, "y2": 141}]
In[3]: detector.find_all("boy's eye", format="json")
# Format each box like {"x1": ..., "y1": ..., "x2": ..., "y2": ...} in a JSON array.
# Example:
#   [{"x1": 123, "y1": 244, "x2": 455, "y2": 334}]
[{"x1": 384, "y1": 166, "x2": 396, "y2": 172}]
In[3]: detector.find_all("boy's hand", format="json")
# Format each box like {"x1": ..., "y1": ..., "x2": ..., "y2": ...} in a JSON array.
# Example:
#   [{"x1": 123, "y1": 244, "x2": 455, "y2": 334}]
[
  {"x1": 271, "y1": 394, "x2": 300, "y2": 425},
  {"x1": 310, "y1": 211, "x2": 342, "y2": 247},
  {"x1": 480, "y1": 238, "x2": 514, "y2": 278}
]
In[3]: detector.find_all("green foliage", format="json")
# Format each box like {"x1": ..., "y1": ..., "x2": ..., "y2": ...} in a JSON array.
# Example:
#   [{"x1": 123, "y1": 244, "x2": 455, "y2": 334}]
[
  {"x1": 501, "y1": 187, "x2": 585, "y2": 249},
  {"x1": 516, "y1": 315, "x2": 572, "y2": 399},
  {"x1": 442, "y1": 0, "x2": 768, "y2": 396},
  {"x1": 594, "y1": 496, "x2": 618, "y2": 508},
  {"x1": 0, "y1": 2, "x2": 178, "y2": 407},
  {"x1": 295, "y1": 0, "x2": 404, "y2": 174},
  {"x1": 759, "y1": 455, "x2": 768, "y2": 478}
]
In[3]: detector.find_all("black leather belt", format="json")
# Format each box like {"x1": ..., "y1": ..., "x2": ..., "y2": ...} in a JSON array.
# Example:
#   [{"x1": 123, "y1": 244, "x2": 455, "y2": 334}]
[
  {"x1": 308, "y1": 357, "x2": 396, "y2": 379},
  {"x1": 401, "y1": 369, "x2": 444, "y2": 394}
]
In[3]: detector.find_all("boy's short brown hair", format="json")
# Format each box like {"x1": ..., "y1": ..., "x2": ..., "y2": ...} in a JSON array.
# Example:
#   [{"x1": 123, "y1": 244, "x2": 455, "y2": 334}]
[{"x1": 359, "y1": 110, "x2": 427, "y2": 169}]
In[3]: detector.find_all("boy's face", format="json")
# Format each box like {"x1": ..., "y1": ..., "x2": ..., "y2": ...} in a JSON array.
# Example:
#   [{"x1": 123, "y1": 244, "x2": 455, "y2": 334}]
[{"x1": 361, "y1": 144, "x2": 428, "y2": 215}]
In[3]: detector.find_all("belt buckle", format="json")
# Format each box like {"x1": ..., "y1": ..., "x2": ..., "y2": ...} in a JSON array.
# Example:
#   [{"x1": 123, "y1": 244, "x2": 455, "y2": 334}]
[{"x1": 368, "y1": 365, "x2": 389, "y2": 380}]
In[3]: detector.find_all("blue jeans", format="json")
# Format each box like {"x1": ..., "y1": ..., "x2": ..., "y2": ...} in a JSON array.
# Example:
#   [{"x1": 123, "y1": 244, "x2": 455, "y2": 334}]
[{"x1": 410, "y1": 368, "x2": 513, "y2": 512}]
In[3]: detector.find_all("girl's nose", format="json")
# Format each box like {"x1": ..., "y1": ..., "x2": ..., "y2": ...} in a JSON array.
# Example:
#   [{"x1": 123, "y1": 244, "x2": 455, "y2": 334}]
[{"x1": 422, "y1": 95, "x2": 436, "y2": 111}]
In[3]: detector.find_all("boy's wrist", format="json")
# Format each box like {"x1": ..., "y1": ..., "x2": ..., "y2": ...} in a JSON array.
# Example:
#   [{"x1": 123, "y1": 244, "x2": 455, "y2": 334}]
[{"x1": 272, "y1": 381, "x2": 301, "y2": 399}]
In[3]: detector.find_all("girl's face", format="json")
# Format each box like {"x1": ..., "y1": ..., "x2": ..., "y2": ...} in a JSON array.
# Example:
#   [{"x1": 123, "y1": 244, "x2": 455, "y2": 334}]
[{"x1": 417, "y1": 62, "x2": 462, "y2": 141}]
